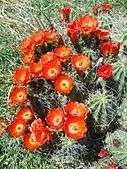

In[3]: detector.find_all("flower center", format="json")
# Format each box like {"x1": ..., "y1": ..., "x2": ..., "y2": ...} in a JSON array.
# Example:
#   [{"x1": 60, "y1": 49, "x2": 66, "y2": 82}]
[
  {"x1": 71, "y1": 109, "x2": 79, "y2": 116},
  {"x1": 77, "y1": 60, "x2": 84, "y2": 67},
  {"x1": 16, "y1": 124, "x2": 24, "y2": 132},
  {"x1": 17, "y1": 92, "x2": 24, "y2": 100},
  {"x1": 53, "y1": 116, "x2": 62, "y2": 125},
  {"x1": 23, "y1": 111, "x2": 30, "y2": 119},
  {"x1": 69, "y1": 123, "x2": 78, "y2": 133},
  {"x1": 48, "y1": 68, "x2": 57, "y2": 76},
  {"x1": 103, "y1": 70, "x2": 108, "y2": 74},
  {"x1": 29, "y1": 135, "x2": 37, "y2": 144},
  {"x1": 61, "y1": 80, "x2": 69, "y2": 89},
  {"x1": 27, "y1": 54, "x2": 32, "y2": 62}
]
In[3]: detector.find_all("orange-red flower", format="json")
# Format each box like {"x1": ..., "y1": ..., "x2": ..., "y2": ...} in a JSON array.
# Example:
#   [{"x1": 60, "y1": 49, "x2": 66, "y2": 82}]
[
  {"x1": 71, "y1": 54, "x2": 91, "y2": 72},
  {"x1": 13, "y1": 66, "x2": 31, "y2": 85},
  {"x1": 64, "y1": 101, "x2": 88, "y2": 119},
  {"x1": 97, "y1": 64, "x2": 112, "y2": 79},
  {"x1": 64, "y1": 116, "x2": 87, "y2": 140},
  {"x1": 46, "y1": 108, "x2": 64, "y2": 130},
  {"x1": 30, "y1": 118, "x2": 51, "y2": 145},
  {"x1": 8, "y1": 118, "x2": 26, "y2": 138},
  {"x1": 100, "y1": 41, "x2": 120, "y2": 57},
  {"x1": 54, "y1": 46, "x2": 72, "y2": 63},
  {"x1": 30, "y1": 118, "x2": 45, "y2": 133},
  {"x1": 48, "y1": 24, "x2": 64, "y2": 45},
  {"x1": 19, "y1": 36, "x2": 34, "y2": 53},
  {"x1": 54, "y1": 74, "x2": 74, "y2": 95},
  {"x1": 99, "y1": 2, "x2": 112, "y2": 12},
  {"x1": 20, "y1": 31, "x2": 44, "y2": 64},
  {"x1": 40, "y1": 51, "x2": 55, "y2": 67},
  {"x1": 76, "y1": 16, "x2": 98, "y2": 35},
  {"x1": 8, "y1": 87, "x2": 28, "y2": 106},
  {"x1": 31, "y1": 30, "x2": 45, "y2": 45},
  {"x1": 44, "y1": 31, "x2": 57, "y2": 44},
  {"x1": 42, "y1": 60, "x2": 62, "y2": 80},
  {"x1": 16, "y1": 106, "x2": 34, "y2": 122},
  {"x1": 23, "y1": 132, "x2": 41, "y2": 151},
  {"x1": 35, "y1": 127, "x2": 51, "y2": 145},
  {"x1": 30, "y1": 61, "x2": 43, "y2": 77},
  {"x1": 60, "y1": 6, "x2": 71, "y2": 21},
  {"x1": 95, "y1": 28, "x2": 110, "y2": 40},
  {"x1": 22, "y1": 50, "x2": 35, "y2": 64}
]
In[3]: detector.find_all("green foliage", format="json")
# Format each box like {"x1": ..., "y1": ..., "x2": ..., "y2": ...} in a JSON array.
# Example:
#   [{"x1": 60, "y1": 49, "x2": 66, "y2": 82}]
[
  {"x1": 0, "y1": 133, "x2": 44, "y2": 169},
  {"x1": 0, "y1": 47, "x2": 20, "y2": 122}
]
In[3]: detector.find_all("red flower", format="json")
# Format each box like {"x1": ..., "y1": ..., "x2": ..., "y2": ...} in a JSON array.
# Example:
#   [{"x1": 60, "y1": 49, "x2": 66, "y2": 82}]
[
  {"x1": 46, "y1": 108, "x2": 64, "y2": 130},
  {"x1": 98, "y1": 148, "x2": 108, "y2": 158},
  {"x1": 67, "y1": 21, "x2": 77, "y2": 30},
  {"x1": 44, "y1": 31, "x2": 57, "y2": 44},
  {"x1": 107, "y1": 161, "x2": 117, "y2": 169},
  {"x1": 8, "y1": 87, "x2": 28, "y2": 106},
  {"x1": 100, "y1": 41, "x2": 120, "y2": 57},
  {"x1": 30, "y1": 61, "x2": 43, "y2": 77},
  {"x1": 16, "y1": 106, "x2": 34, "y2": 122},
  {"x1": 8, "y1": 118, "x2": 26, "y2": 138},
  {"x1": 67, "y1": 29, "x2": 78, "y2": 44},
  {"x1": 71, "y1": 54, "x2": 91, "y2": 72},
  {"x1": 23, "y1": 132, "x2": 41, "y2": 151},
  {"x1": 64, "y1": 116, "x2": 87, "y2": 140},
  {"x1": 30, "y1": 118, "x2": 51, "y2": 145},
  {"x1": 40, "y1": 51, "x2": 55, "y2": 67},
  {"x1": 31, "y1": 30, "x2": 45, "y2": 45},
  {"x1": 97, "y1": 64, "x2": 112, "y2": 79},
  {"x1": 99, "y1": 2, "x2": 112, "y2": 12},
  {"x1": 67, "y1": 22, "x2": 79, "y2": 44},
  {"x1": 42, "y1": 60, "x2": 62, "y2": 80},
  {"x1": 96, "y1": 28, "x2": 110, "y2": 40},
  {"x1": 64, "y1": 101, "x2": 88, "y2": 119},
  {"x1": 54, "y1": 46, "x2": 72, "y2": 63},
  {"x1": 54, "y1": 74, "x2": 74, "y2": 95},
  {"x1": 22, "y1": 50, "x2": 35, "y2": 64},
  {"x1": 13, "y1": 66, "x2": 31, "y2": 85},
  {"x1": 60, "y1": 6, "x2": 71, "y2": 21},
  {"x1": 76, "y1": 16, "x2": 98, "y2": 35}
]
